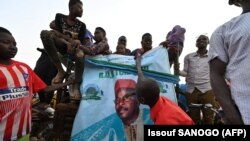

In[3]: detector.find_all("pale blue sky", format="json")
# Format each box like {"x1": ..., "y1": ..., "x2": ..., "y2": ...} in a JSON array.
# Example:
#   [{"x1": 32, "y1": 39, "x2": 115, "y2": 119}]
[{"x1": 1, "y1": 0, "x2": 241, "y2": 76}]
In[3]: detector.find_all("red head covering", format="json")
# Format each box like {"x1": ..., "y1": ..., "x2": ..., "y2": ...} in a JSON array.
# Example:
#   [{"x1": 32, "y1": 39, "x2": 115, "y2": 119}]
[{"x1": 114, "y1": 79, "x2": 136, "y2": 94}]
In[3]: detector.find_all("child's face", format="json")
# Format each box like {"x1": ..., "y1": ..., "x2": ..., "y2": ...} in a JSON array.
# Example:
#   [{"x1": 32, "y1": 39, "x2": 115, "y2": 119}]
[
  {"x1": 94, "y1": 29, "x2": 104, "y2": 42},
  {"x1": 0, "y1": 32, "x2": 17, "y2": 59},
  {"x1": 116, "y1": 44, "x2": 126, "y2": 55}
]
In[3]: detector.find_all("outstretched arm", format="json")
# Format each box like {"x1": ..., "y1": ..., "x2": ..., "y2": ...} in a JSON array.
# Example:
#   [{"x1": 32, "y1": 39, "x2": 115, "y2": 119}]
[
  {"x1": 210, "y1": 58, "x2": 243, "y2": 124},
  {"x1": 136, "y1": 52, "x2": 144, "y2": 81},
  {"x1": 177, "y1": 55, "x2": 188, "y2": 77},
  {"x1": 79, "y1": 41, "x2": 109, "y2": 56},
  {"x1": 41, "y1": 79, "x2": 74, "y2": 93}
]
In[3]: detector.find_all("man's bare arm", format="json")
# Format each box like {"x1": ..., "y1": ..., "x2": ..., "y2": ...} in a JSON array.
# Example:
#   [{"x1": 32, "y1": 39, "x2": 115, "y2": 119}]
[
  {"x1": 41, "y1": 79, "x2": 74, "y2": 93},
  {"x1": 79, "y1": 42, "x2": 109, "y2": 56},
  {"x1": 210, "y1": 58, "x2": 243, "y2": 124},
  {"x1": 174, "y1": 63, "x2": 187, "y2": 77},
  {"x1": 179, "y1": 70, "x2": 187, "y2": 77}
]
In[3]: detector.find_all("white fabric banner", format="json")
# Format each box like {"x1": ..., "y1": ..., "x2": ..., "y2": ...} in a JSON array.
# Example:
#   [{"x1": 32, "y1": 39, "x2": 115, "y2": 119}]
[{"x1": 71, "y1": 46, "x2": 178, "y2": 141}]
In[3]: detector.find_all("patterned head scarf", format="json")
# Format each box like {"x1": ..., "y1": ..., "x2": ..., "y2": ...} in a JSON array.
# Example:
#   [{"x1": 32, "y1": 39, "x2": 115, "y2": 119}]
[
  {"x1": 167, "y1": 25, "x2": 186, "y2": 46},
  {"x1": 166, "y1": 25, "x2": 186, "y2": 66}
]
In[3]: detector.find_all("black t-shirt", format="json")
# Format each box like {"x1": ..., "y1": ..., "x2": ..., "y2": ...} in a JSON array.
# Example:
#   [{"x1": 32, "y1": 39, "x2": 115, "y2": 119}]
[{"x1": 55, "y1": 13, "x2": 86, "y2": 43}]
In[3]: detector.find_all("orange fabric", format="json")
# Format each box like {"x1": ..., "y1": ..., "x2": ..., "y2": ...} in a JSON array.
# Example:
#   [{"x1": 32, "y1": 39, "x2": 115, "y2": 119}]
[{"x1": 150, "y1": 96, "x2": 194, "y2": 125}]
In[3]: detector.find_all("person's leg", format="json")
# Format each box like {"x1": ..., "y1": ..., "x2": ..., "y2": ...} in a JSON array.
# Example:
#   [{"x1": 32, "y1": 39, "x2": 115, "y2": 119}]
[
  {"x1": 34, "y1": 52, "x2": 54, "y2": 104},
  {"x1": 201, "y1": 90, "x2": 216, "y2": 125},
  {"x1": 40, "y1": 30, "x2": 66, "y2": 84},
  {"x1": 44, "y1": 62, "x2": 58, "y2": 104},
  {"x1": 186, "y1": 88, "x2": 201, "y2": 124},
  {"x1": 70, "y1": 56, "x2": 84, "y2": 100}
]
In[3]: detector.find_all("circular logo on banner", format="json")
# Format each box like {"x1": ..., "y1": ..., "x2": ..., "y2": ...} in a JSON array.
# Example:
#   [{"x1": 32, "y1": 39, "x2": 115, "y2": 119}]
[{"x1": 82, "y1": 84, "x2": 102, "y2": 100}]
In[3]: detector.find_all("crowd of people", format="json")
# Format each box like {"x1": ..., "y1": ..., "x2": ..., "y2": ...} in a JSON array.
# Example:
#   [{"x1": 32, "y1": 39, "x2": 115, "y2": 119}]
[{"x1": 1, "y1": 0, "x2": 250, "y2": 140}]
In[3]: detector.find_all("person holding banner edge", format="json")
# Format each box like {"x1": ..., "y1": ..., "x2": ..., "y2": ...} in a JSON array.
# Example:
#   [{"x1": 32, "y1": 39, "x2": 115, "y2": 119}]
[{"x1": 135, "y1": 52, "x2": 194, "y2": 125}]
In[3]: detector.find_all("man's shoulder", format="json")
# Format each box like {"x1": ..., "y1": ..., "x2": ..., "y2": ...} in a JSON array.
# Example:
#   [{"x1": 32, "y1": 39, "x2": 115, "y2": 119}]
[
  {"x1": 213, "y1": 14, "x2": 249, "y2": 34},
  {"x1": 184, "y1": 52, "x2": 196, "y2": 58},
  {"x1": 130, "y1": 48, "x2": 140, "y2": 56},
  {"x1": 55, "y1": 13, "x2": 65, "y2": 19},
  {"x1": 12, "y1": 60, "x2": 32, "y2": 70},
  {"x1": 55, "y1": 13, "x2": 65, "y2": 17},
  {"x1": 12, "y1": 60, "x2": 27, "y2": 65},
  {"x1": 98, "y1": 40, "x2": 109, "y2": 46},
  {"x1": 76, "y1": 18, "x2": 86, "y2": 27}
]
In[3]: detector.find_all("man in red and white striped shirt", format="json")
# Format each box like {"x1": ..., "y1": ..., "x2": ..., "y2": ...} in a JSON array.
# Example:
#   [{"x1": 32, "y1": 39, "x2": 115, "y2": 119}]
[{"x1": 0, "y1": 27, "x2": 73, "y2": 141}]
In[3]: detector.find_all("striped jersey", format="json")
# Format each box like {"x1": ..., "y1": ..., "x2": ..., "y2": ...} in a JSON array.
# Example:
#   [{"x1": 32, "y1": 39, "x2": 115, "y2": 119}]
[{"x1": 0, "y1": 60, "x2": 46, "y2": 141}]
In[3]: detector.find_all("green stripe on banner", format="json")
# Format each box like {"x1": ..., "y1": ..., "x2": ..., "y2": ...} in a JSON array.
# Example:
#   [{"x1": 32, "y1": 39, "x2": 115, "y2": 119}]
[{"x1": 85, "y1": 58, "x2": 180, "y2": 84}]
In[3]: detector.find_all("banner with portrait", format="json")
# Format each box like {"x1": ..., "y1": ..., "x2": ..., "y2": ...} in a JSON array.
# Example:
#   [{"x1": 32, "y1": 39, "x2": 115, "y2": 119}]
[{"x1": 71, "y1": 46, "x2": 179, "y2": 141}]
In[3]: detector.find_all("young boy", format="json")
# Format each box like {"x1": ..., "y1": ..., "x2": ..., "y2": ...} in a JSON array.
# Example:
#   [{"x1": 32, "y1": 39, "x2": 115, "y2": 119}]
[
  {"x1": 78, "y1": 27, "x2": 110, "y2": 55},
  {"x1": 0, "y1": 27, "x2": 73, "y2": 141},
  {"x1": 113, "y1": 43, "x2": 126, "y2": 55},
  {"x1": 40, "y1": 0, "x2": 86, "y2": 100},
  {"x1": 117, "y1": 36, "x2": 131, "y2": 55},
  {"x1": 130, "y1": 33, "x2": 152, "y2": 57},
  {"x1": 135, "y1": 53, "x2": 194, "y2": 125}
]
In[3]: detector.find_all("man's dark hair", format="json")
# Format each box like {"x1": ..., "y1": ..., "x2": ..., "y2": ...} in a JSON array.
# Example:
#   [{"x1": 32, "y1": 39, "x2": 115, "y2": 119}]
[
  {"x1": 118, "y1": 36, "x2": 127, "y2": 41},
  {"x1": 197, "y1": 34, "x2": 209, "y2": 44},
  {"x1": 229, "y1": 0, "x2": 248, "y2": 6},
  {"x1": 141, "y1": 33, "x2": 152, "y2": 40},
  {"x1": 0, "y1": 27, "x2": 12, "y2": 35},
  {"x1": 96, "y1": 27, "x2": 106, "y2": 37},
  {"x1": 69, "y1": 0, "x2": 82, "y2": 8}
]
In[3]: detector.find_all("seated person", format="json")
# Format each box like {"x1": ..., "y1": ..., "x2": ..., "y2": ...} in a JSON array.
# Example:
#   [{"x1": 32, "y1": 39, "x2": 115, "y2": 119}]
[
  {"x1": 40, "y1": 0, "x2": 86, "y2": 100},
  {"x1": 78, "y1": 27, "x2": 110, "y2": 56}
]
